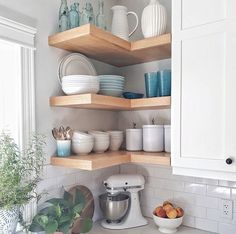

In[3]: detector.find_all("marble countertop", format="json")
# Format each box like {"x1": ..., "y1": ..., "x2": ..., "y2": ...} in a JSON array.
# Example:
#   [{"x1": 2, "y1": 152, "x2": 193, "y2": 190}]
[{"x1": 89, "y1": 218, "x2": 215, "y2": 234}]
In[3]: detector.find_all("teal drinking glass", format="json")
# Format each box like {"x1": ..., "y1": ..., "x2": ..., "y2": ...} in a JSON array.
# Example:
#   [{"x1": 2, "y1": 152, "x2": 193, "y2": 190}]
[
  {"x1": 145, "y1": 72, "x2": 159, "y2": 98},
  {"x1": 158, "y1": 70, "x2": 171, "y2": 96}
]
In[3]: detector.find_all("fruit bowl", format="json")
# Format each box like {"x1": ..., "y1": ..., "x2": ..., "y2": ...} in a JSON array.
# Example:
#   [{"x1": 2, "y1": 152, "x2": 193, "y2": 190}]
[
  {"x1": 153, "y1": 201, "x2": 184, "y2": 233},
  {"x1": 153, "y1": 214, "x2": 183, "y2": 234}
]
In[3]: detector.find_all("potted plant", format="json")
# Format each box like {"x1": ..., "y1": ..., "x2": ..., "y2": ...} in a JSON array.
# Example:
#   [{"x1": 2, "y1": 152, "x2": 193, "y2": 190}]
[
  {"x1": 0, "y1": 132, "x2": 45, "y2": 233},
  {"x1": 29, "y1": 189, "x2": 93, "y2": 234}
]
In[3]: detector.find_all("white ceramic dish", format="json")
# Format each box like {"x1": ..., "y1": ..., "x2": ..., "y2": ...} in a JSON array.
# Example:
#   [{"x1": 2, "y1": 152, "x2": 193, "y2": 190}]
[
  {"x1": 58, "y1": 53, "x2": 97, "y2": 84},
  {"x1": 72, "y1": 140, "x2": 94, "y2": 155},
  {"x1": 62, "y1": 86, "x2": 99, "y2": 95},
  {"x1": 93, "y1": 139, "x2": 110, "y2": 153},
  {"x1": 109, "y1": 138, "x2": 123, "y2": 151},
  {"x1": 73, "y1": 131, "x2": 93, "y2": 139},
  {"x1": 152, "y1": 214, "x2": 183, "y2": 234}
]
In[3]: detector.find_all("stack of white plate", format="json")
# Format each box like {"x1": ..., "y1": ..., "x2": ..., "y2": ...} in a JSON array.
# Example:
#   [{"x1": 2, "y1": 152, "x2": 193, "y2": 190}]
[
  {"x1": 62, "y1": 75, "x2": 99, "y2": 95},
  {"x1": 72, "y1": 131, "x2": 94, "y2": 155},
  {"x1": 98, "y1": 75, "x2": 125, "y2": 97},
  {"x1": 88, "y1": 131, "x2": 110, "y2": 153},
  {"x1": 107, "y1": 131, "x2": 124, "y2": 151}
]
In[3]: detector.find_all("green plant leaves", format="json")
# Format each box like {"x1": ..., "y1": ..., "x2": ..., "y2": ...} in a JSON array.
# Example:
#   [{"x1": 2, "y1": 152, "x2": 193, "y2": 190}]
[
  {"x1": 80, "y1": 218, "x2": 93, "y2": 233},
  {"x1": 29, "y1": 222, "x2": 44, "y2": 232},
  {"x1": 46, "y1": 198, "x2": 72, "y2": 208},
  {"x1": 75, "y1": 189, "x2": 85, "y2": 206},
  {"x1": 59, "y1": 221, "x2": 71, "y2": 234},
  {"x1": 73, "y1": 203, "x2": 84, "y2": 214},
  {"x1": 45, "y1": 220, "x2": 58, "y2": 234}
]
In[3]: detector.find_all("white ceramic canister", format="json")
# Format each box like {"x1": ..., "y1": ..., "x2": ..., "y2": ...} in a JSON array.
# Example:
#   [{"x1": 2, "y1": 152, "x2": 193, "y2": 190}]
[
  {"x1": 141, "y1": 0, "x2": 167, "y2": 38},
  {"x1": 126, "y1": 129, "x2": 143, "y2": 151},
  {"x1": 164, "y1": 125, "x2": 171, "y2": 153},
  {"x1": 143, "y1": 125, "x2": 164, "y2": 152}
]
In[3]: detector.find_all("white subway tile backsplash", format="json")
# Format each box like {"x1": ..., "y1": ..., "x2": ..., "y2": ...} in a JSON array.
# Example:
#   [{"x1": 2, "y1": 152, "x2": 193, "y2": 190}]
[
  {"x1": 195, "y1": 218, "x2": 218, "y2": 233},
  {"x1": 173, "y1": 191, "x2": 196, "y2": 205},
  {"x1": 183, "y1": 215, "x2": 195, "y2": 228},
  {"x1": 195, "y1": 178, "x2": 219, "y2": 186},
  {"x1": 207, "y1": 208, "x2": 221, "y2": 221},
  {"x1": 155, "y1": 188, "x2": 174, "y2": 200},
  {"x1": 120, "y1": 164, "x2": 137, "y2": 174},
  {"x1": 196, "y1": 195, "x2": 219, "y2": 209},
  {"x1": 219, "y1": 181, "x2": 236, "y2": 188},
  {"x1": 231, "y1": 189, "x2": 236, "y2": 200},
  {"x1": 184, "y1": 183, "x2": 207, "y2": 195},
  {"x1": 207, "y1": 185, "x2": 231, "y2": 199},
  {"x1": 184, "y1": 205, "x2": 207, "y2": 218}
]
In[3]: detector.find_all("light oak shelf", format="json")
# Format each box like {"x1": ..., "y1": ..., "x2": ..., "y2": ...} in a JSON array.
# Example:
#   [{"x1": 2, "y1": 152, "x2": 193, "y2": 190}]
[
  {"x1": 49, "y1": 94, "x2": 171, "y2": 110},
  {"x1": 48, "y1": 24, "x2": 171, "y2": 67},
  {"x1": 51, "y1": 151, "x2": 170, "y2": 170}
]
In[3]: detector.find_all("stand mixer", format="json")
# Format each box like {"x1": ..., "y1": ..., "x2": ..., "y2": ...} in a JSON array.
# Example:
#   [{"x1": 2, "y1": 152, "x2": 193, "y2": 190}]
[{"x1": 99, "y1": 174, "x2": 148, "y2": 229}]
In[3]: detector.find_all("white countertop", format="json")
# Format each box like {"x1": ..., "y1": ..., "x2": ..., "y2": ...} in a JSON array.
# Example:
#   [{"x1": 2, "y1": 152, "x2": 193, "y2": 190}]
[{"x1": 89, "y1": 218, "x2": 215, "y2": 234}]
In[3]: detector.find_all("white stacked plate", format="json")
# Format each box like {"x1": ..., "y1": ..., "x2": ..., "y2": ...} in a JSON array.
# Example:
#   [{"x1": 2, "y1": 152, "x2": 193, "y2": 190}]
[
  {"x1": 107, "y1": 131, "x2": 124, "y2": 151},
  {"x1": 72, "y1": 131, "x2": 94, "y2": 155},
  {"x1": 98, "y1": 75, "x2": 125, "y2": 97},
  {"x1": 88, "y1": 131, "x2": 110, "y2": 153},
  {"x1": 62, "y1": 75, "x2": 99, "y2": 95}
]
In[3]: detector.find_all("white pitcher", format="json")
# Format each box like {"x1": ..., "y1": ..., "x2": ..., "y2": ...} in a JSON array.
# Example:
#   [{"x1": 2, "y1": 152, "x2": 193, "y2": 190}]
[{"x1": 111, "y1": 5, "x2": 139, "y2": 41}]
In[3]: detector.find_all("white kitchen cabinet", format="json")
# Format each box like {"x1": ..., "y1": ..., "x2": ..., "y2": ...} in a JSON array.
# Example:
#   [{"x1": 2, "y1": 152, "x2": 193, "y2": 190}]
[{"x1": 171, "y1": 0, "x2": 236, "y2": 180}]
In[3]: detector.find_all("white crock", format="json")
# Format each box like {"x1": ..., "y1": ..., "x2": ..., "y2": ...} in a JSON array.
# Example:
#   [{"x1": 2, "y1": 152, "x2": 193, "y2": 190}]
[
  {"x1": 0, "y1": 206, "x2": 19, "y2": 234},
  {"x1": 141, "y1": 0, "x2": 167, "y2": 38},
  {"x1": 143, "y1": 125, "x2": 164, "y2": 152},
  {"x1": 126, "y1": 129, "x2": 143, "y2": 151}
]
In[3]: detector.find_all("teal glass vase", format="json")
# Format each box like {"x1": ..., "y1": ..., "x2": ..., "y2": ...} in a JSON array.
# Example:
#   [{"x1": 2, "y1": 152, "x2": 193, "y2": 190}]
[
  {"x1": 69, "y1": 4, "x2": 79, "y2": 28},
  {"x1": 96, "y1": 0, "x2": 106, "y2": 30}
]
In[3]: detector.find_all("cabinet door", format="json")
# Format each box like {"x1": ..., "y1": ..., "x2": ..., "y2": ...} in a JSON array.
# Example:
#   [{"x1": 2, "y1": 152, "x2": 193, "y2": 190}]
[{"x1": 172, "y1": 0, "x2": 236, "y2": 176}]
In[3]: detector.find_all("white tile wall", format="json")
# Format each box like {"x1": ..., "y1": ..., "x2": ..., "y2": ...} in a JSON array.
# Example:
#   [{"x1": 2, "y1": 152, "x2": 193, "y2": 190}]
[{"x1": 120, "y1": 164, "x2": 236, "y2": 234}]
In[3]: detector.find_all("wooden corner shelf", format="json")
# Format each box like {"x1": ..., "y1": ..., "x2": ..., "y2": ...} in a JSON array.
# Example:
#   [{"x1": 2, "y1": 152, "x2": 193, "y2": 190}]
[
  {"x1": 49, "y1": 94, "x2": 171, "y2": 111},
  {"x1": 51, "y1": 151, "x2": 170, "y2": 171},
  {"x1": 48, "y1": 24, "x2": 171, "y2": 67}
]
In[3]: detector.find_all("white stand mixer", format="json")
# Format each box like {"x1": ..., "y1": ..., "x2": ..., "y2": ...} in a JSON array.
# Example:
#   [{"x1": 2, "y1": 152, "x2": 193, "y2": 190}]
[{"x1": 101, "y1": 174, "x2": 148, "y2": 229}]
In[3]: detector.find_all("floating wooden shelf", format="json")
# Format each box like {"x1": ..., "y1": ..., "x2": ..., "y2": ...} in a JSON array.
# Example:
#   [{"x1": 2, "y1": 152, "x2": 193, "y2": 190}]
[
  {"x1": 51, "y1": 151, "x2": 170, "y2": 170},
  {"x1": 48, "y1": 24, "x2": 171, "y2": 67},
  {"x1": 50, "y1": 94, "x2": 171, "y2": 111}
]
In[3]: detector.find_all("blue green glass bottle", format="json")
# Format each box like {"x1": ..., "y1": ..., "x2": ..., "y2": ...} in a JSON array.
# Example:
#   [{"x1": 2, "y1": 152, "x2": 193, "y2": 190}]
[
  {"x1": 68, "y1": 4, "x2": 79, "y2": 29},
  {"x1": 96, "y1": 0, "x2": 106, "y2": 30}
]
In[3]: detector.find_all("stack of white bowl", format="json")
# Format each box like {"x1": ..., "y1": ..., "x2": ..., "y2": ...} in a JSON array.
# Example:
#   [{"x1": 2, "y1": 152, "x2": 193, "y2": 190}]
[
  {"x1": 72, "y1": 131, "x2": 94, "y2": 155},
  {"x1": 88, "y1": 131, "x2": 110, "y2": 153},
  {"x1": 62, "y1": 75, "x2": 99, "y2": 95},
  {"x1": 98, "y1": 75, "x2": 125, "y2": 97},
  {"x1": 107, "y1": 131, "x2": 124, "y2": 151}
]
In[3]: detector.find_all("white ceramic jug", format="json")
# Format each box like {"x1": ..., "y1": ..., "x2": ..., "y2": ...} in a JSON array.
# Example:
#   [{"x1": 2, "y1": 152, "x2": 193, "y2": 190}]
[{"x1": 111, "y1": 5, "x2": 139, "y2": 41}]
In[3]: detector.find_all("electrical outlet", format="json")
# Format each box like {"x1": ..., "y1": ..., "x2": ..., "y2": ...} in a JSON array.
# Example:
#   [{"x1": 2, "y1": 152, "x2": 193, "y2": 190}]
[{"x1": 221, "y1": 199, "x2": 233, "y2": 219}]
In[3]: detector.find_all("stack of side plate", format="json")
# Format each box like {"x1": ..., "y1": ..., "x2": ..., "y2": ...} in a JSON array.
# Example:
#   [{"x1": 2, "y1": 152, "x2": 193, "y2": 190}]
[{"x1": 98, "y1": 75, "x2": 125, "y2": 97}]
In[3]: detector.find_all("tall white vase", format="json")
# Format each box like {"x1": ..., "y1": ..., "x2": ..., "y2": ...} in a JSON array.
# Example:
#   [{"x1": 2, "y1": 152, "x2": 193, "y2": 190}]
[{"x1": 141, "y1": 0, "x2": 167, "y2": 38}]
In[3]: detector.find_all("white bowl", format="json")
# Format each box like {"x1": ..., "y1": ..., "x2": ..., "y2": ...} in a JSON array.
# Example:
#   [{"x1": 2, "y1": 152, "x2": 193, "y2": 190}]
[
  {"x1": 152, "y1": 214, "x2": 183, "y2": 234},
  {"x1": 62, "y1": 75, "x2": 98, "y2": 82},
  {"x1": 109, "y1": 138, "x2": 123, "y2": 151},
  {"x1": 62, "y1": 84, "x2": 99, "y2": 95},
  {"x1": 73, "y1": 131, "x2": 94, "y2": 140},
  {"x1": 93, "y1": 139, "x2": 110, "y2": 153},
  {"x1": 107, "y1": 131, "x2": 123, "y2": 136},
  {"x1": 72, "y1": 140, "x2": 94, "y2": 155},
  {"x1": 99, "y1": 89, "x2": 123, "y2": 97}
]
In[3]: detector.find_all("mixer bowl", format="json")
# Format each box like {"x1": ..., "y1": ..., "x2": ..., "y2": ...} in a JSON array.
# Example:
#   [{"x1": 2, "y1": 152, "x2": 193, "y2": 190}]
[{"x1": 99, "y1": 193, "x2": 130, "y2": 222}]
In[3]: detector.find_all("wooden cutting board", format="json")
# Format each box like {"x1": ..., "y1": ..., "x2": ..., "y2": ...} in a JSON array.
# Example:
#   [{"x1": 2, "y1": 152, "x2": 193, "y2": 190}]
[{"x1": 68, "y1": 185, "x2": 94, "y2": 234}]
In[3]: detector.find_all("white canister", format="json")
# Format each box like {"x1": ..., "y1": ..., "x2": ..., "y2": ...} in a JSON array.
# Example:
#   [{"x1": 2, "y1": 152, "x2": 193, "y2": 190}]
[
  {"x1": 164, "y1": 125, "x2": 171, "y2": 153},
  {"x1": 126, "y1": 129, "x2": 143, "y2": 151},
  {"x1": 143, "y1": 125, "x2": 164, "y2": 152}
]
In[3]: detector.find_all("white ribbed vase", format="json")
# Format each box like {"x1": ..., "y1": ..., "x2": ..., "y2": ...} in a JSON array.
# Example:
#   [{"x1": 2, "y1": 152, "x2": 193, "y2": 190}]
[
  {"x1": 141, "y1": 0, "x2": 167, "y2": 38},
  {"x1": 0, "y1": 206, "x2": 19, "y2": 234}
]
